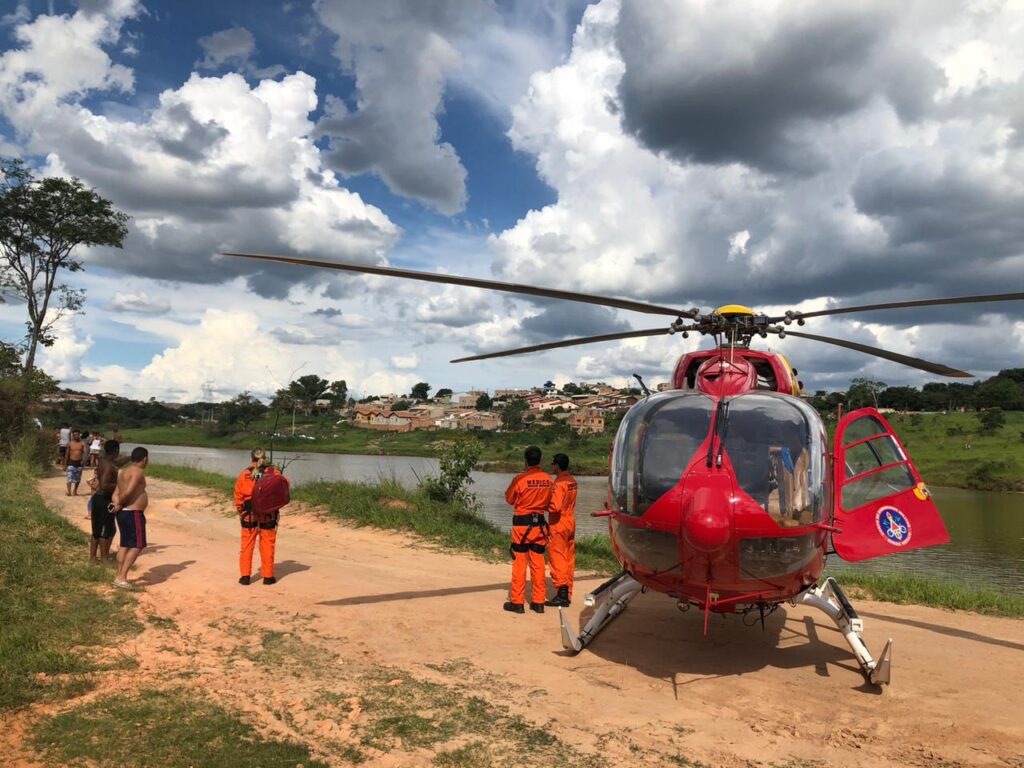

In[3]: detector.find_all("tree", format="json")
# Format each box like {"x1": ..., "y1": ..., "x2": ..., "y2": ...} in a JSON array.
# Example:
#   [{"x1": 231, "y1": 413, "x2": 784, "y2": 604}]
[
  {"x1": 0, "y1": 159, "x2": 129, "y2": 377},
  {"x1": 975, "y1": 376, "x2": 1024, "y2": 411},
  {"x1": 328, "y1": 379, "x2": 348, "y2": 408},
  {"x1": 847, "y1": 378, "x2": 887, "y2": 409},
  {"x1": 220, "y1": 391, "x2": 267, "y2": 431},
  {"x1": 475, "y1": 393, "x2": 493, "y2": 411},
  {"x1": 978, "y1": 408, "x2": 1006, "y2": 434},
  {"x1": 435, "y1": 388, "x2": 453, "y2": 399},
  {"x1": 287, "y1": 374, "x2": 330, "y2": 414},
  {"x1": 411, "y1": 382, "x2": 431, "y2": 400},
  {"x1": 500, "y1": 398, "x2": 528, "y2": 430},
  {"x1": 391, "y1": 399, "x2": 411, "y2": 412}
]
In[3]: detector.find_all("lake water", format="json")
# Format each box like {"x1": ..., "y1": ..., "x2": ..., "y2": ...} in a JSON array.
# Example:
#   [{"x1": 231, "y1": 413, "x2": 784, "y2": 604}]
[{"x1": 134, "y1": 444, "x2": 1024, "y2": 593}]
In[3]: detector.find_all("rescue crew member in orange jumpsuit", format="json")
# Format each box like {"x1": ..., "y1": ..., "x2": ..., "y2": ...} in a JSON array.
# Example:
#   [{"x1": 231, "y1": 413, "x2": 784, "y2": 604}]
[
  {"x1": 234, "y1": 448, "x2": 287, "y2": 586},
  {"x1": 503, "y1": 445, "x2": 553, "y2": 614},
  {"x1": 545, "y1": 452, "x2": 577, "y2": 607}
]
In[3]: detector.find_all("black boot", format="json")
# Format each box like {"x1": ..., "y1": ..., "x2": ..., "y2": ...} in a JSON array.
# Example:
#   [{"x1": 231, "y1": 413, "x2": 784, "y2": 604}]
[
  {"x1": 545, "y1": 585, "x2": 570, "y2": 607},
  {"x1": 529, "y1": 602, "x2": 545, "y2": 614},
  {"x1": 503, "y1": 601, "x2": 525, "y2": 614}
]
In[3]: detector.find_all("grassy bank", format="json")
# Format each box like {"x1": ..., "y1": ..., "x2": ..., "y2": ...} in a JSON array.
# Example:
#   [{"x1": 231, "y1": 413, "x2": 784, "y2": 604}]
[
  {"x1": 0, "y1": 460, "x2": 139, "y2": 710},
  {"x1": 884, "y1": 411, "x2": 1024, "y2": 491},
  {"x1": 146, "y1": 463, "x2": 1024, "y2": 618},
  {"x1": 830, "y1": 571, "x2": 1024, "y2": 617}
]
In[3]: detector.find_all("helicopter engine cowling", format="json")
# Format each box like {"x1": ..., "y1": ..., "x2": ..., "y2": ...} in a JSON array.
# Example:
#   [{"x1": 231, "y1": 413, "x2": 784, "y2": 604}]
[{"x1": 682, "y1": 484, "x2": 732, "y2": 552}]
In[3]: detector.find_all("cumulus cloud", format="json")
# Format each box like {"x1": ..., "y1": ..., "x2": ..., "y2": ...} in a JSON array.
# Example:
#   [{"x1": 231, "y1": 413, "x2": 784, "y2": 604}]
[
  {"x1": 616, "y1": 1, "x2": 942, "y2": 174},
  {"x1": 0, "y1": 7, "x2": 401, "y2": 297},
  {"x1": 482, "y1": 0, "x2": 1024, "y2": 388},
  {"x1": 390, "y1": 354, "x2": 419, "y2": 370},
  {"x1": 313, "y1": 0, "x2": 496, "y2": 214},
  {"x1": 105, "y1": 291, "x2": 170, "y2": 315}
]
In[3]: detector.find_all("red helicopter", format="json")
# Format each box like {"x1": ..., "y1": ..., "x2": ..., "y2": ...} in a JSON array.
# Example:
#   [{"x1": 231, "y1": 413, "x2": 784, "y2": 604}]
[{"x1": 224, "y1": 251, "x2": 1023, "y2": 685}]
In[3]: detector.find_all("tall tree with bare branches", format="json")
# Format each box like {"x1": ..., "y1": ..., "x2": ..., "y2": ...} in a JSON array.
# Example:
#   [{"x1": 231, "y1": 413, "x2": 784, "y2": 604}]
[{"x1": 0, "y1": 158, "x2": 129, "y2": 378}]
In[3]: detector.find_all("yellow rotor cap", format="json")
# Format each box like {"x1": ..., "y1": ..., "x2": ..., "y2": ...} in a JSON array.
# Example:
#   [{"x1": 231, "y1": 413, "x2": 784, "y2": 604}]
[{"x1": 713, "y1": 304, "x2": 755, "y2": 317}]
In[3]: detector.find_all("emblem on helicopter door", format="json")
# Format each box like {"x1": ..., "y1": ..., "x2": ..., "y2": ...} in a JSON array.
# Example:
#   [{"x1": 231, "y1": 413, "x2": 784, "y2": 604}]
[{"x1": 876, "y1": 506, "x2": 912, "y2": 546}]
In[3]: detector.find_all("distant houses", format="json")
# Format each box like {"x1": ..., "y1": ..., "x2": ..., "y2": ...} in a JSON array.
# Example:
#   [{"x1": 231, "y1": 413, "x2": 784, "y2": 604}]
[{"x1": 346, "y1": 381, "x2": 656, "y2": 435}]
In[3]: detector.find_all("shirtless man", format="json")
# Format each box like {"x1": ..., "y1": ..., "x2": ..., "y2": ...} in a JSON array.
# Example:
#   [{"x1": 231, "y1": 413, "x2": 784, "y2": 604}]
[
  {"x1": 89, "y1": 440, "x2": 121, "y2": 563},
  {"x1": 111, "y1": 446, "x2": 149, "y2": 588},
  {"x1": 63, "y1": 430, "x2": 86, "y2": 496}
]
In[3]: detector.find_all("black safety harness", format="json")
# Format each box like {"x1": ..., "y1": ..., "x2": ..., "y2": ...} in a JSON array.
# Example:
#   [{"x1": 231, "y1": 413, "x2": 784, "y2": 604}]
[{"x1": 510, "y1": 512, "x2": 550, "y2": 558}]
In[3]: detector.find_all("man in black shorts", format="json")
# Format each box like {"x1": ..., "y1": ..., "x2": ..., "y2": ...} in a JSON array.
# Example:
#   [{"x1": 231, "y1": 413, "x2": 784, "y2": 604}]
[{"x1": 89, "y1": 440, "x2": 121, "y2": 563}]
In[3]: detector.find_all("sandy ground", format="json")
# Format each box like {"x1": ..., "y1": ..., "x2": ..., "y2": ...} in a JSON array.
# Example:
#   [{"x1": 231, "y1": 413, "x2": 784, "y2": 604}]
[{"x1": 9, "y1": 475, "x2": 1024, "y2": 767}]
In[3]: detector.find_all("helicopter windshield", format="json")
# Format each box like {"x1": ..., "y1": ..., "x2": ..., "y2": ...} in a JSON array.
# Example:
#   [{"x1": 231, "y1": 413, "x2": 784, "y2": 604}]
[
  {"x1": 611, "y1": 392, "x2": 714, "y2": 517},
  {"x1": 720, "y1": 392, "x2": 827, "y2": 526}
]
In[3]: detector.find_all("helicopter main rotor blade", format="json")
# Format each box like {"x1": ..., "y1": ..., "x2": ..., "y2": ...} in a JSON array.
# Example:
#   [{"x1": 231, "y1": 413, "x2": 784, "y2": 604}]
[
  {"x1": 791, "y1": 292, "x2": 1024, "y2": 321},
  {"x1": 222, "y1": 251, "x2": 696, "y2": 318},
  {"x1": 451, "y1": 328, "x2": 671, "y2": 363},
  {"x1": 781, "y1": 330, "x2": 972, "y2": 378}
]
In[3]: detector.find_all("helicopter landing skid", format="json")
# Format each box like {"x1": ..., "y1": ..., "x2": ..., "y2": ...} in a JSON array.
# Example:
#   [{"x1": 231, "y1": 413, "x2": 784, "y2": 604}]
[
  {"x1": 796, "y1": 577, "x2": 892, "y2": 686},
  {"x1": 559, "y1": 572, "x2": 643, "y2": 654}
]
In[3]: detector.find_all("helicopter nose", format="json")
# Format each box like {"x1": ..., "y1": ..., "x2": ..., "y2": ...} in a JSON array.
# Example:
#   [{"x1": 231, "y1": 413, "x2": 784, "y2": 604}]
[{"x1": 682, "y1": 486, "x2": 732, "y2": 552}]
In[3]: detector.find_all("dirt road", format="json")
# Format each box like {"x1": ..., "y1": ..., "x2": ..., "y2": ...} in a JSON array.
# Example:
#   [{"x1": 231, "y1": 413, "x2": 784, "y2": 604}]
[{"x1": 24, "y1": 476, "x2": 1024, "y2": 766}]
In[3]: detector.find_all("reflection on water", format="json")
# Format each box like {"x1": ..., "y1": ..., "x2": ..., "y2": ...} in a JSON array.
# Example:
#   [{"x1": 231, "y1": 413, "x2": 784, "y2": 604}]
[{"x1": 135, "y1": 444, "x2": 1024, "y2": 592}]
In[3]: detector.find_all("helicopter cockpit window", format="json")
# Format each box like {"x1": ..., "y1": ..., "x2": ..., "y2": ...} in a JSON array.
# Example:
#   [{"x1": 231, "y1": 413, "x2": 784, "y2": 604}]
[
  {"x1": 611, "y1": 392, "x2": 713, "y2": 517},
  {"x1": 721, "y1": 393, "x2": 827, "y2": 526}
]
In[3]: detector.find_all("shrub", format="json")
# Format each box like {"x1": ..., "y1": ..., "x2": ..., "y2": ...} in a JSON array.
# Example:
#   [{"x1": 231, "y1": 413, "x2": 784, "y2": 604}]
[{"x1": 420, "y1": 439, "x2": 481, "y2": 510}]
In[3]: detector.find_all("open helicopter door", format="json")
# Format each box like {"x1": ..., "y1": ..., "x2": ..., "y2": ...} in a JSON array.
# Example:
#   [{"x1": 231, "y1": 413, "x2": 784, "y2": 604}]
[{"x1": 831, "y1": 408, "x2": 949, "y2": 562}]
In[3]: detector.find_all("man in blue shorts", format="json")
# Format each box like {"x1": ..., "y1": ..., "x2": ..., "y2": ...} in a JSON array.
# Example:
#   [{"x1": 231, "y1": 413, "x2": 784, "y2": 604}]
[{"x1": 112, "y1": 446, "x2": 149, "y2": 588}]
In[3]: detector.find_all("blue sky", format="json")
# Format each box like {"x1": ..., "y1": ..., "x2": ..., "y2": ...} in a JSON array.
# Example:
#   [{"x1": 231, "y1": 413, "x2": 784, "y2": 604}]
[{"x1": 1, "y1": 0, "x2": 1022, "y2": 401}]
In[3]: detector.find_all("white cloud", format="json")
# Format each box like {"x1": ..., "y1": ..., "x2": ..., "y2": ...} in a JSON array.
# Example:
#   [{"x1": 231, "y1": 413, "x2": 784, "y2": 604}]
[
  {"x1": 390, "y1": 354, "x2": 420, "y2": 370},
  {"x1": 105, "y1": 291, "x2": 170, "y2": 314}
]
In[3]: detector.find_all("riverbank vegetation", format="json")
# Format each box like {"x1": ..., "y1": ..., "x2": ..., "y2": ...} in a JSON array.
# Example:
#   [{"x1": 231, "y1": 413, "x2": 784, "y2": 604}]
[
  {"x1": 129, "y1": 408, "x2": 1024, "y2": 490},
  {"x1": 146, "y1": 463, "x2": 1024, "y2": 618}
]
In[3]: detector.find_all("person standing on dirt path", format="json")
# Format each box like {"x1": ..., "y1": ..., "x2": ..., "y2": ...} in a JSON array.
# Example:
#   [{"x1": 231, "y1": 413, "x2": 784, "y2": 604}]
[
  {"x1": 89, "y1": 440, "x2": 121, "y2": 564},
  {"x1": 503, "y1": 445, "x2": 553, "y2": 615},
  {"x1": 111, "y1": 447, "x2": 149, "y2": 588},
  {"x1": 63, "y1": 429, "x2": 86, "y2": 496},
  {"x1": 234, "y1": 448, "x2": 288, "y2": 586},
  {"x1": 57, "y1": 423, "x2": 70, "y2": 464},
  {"x1": 545, "y1": 452, "x2": 577, "y2": 608}
]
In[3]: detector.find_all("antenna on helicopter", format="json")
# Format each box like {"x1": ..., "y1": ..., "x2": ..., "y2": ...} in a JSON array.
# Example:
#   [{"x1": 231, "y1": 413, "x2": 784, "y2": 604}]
[{"x1": 633, "y1": 373, "x2": 652, "y2": 398}]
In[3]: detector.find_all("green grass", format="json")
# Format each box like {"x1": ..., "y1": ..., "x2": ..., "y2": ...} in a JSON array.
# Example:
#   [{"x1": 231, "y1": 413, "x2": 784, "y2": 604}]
[
  {"x1": 32, "y1": 688, "x2": 329, "y2": 768},
  {"x1": 831, "y1": 570, "x2": 1024, "y2": 617},
  {"x1": 330, "y1": 666, "x2": 604, "y2": 768},
  {"x1": 145, "y1": 462, "x2": 237, "y2": 496},
  {"x1": 0, "y1": 459, "x2": 141, "y2": 710},
  {"x1": 864, "y1": 411, "x2": 1024, "y2": 491}
]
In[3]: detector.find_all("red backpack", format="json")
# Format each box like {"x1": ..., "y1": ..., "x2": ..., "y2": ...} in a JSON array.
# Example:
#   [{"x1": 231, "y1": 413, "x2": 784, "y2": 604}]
[{"x1": 251, "y1": 470, "x2": 290, "y2": 522}]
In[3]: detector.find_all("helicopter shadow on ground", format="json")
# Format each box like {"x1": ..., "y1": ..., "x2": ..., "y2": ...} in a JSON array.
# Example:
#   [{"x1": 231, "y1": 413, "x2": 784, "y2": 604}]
[{"x1": 563, "y1": 592, "x2": 867, "y2": 694}]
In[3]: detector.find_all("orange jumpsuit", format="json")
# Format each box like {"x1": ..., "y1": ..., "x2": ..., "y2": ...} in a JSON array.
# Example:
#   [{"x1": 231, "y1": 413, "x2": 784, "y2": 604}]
[
  {"x1": 547, "y1": 470, "x2": 578, "y2": 600},
  {"x1": 234, "y1": 463, "x2": 287, "y2": 579},
  {"x1": 505, "y1": 466, "x2": 553, "y2": 606}
]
